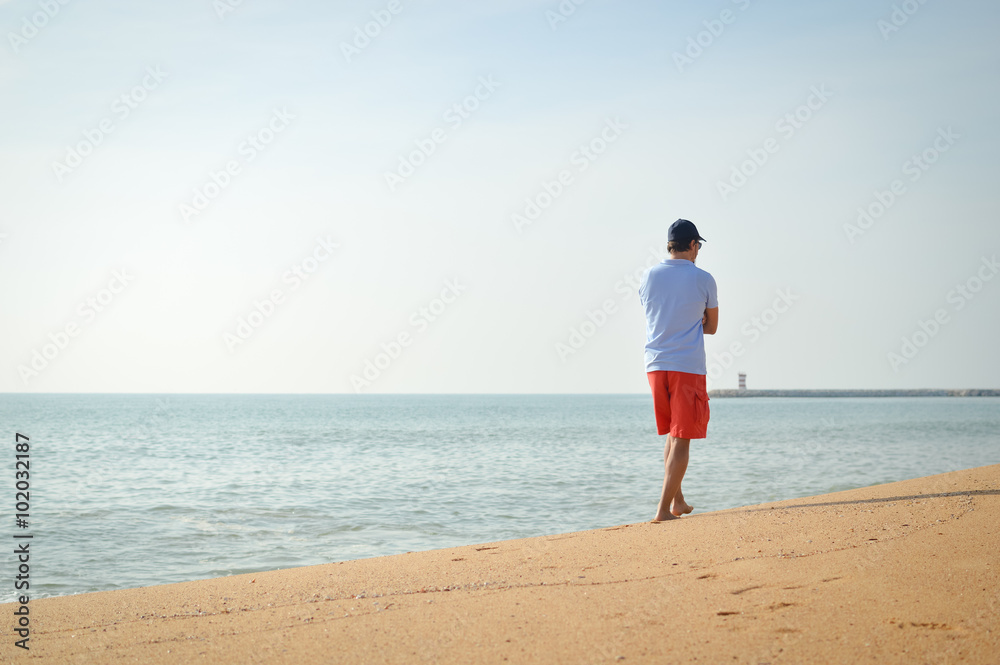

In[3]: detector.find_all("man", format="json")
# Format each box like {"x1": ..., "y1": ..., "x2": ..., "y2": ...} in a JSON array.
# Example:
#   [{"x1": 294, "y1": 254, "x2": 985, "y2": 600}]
[{"x1": 638, "y1": 219, "x2": 718, "y2": 522}]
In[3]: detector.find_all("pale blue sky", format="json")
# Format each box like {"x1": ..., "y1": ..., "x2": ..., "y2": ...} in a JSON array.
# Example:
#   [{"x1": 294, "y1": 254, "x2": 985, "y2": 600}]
[{"x1": 2, "y1": 0, "x2": 999, "y2": 393}]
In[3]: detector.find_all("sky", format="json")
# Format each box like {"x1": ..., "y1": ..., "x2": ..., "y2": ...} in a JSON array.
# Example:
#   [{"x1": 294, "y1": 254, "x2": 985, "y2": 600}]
[{"x1": 1, "y1": 0, "x2": 999, "y2": 393}]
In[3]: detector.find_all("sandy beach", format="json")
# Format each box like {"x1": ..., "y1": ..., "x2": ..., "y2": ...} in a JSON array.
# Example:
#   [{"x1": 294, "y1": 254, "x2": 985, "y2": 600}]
[{"x1": 3, "y1": 463, "x2": 998, "y2": 664}]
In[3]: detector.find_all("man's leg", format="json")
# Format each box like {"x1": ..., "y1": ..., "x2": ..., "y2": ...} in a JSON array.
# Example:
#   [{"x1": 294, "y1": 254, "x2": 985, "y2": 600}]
[
  {"x1": 672, "y1": 477, "x2": 694, "y2": 516},
  {"x1": 669, "y1": 433, "x2": 694, "y2": 516},
  {"x1": 652, "y1": 436, "x2": 690, "y2": 522}
]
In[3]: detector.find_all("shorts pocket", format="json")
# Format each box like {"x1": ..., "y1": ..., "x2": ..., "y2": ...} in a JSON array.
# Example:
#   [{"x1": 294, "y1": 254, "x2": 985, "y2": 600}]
[{"x1": 696, "y1": 390, "x2": 710, "y2": 428}]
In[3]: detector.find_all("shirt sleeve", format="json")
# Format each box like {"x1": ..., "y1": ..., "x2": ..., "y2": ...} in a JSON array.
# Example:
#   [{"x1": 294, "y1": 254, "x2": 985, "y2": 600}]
[
  {"x1": 638, "y1": 269, "x2": 648, "y2": 305},
  {"x1": 705, "y1": 273, "x2": 718, "y2": 309}
]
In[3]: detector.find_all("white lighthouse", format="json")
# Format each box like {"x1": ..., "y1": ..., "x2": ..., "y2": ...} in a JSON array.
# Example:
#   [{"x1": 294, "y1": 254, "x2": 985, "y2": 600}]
[{"x1": 738, "y1": 372, "x2": 747, "y2": 391}]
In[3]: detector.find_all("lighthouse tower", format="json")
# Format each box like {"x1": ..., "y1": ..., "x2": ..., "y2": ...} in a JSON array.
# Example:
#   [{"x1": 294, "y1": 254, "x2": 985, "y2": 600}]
[{"x1": 738, "y1": 372, "x2": 747, "y2": 391}]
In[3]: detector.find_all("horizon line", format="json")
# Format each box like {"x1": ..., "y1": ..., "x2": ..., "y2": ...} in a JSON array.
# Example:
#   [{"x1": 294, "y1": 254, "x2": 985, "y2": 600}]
[{"x1": 2, "y1": 389, "x2": 999, "y2": 396}]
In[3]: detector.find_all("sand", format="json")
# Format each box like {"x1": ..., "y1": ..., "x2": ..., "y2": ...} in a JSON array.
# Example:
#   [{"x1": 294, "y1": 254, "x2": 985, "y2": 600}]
[{"x1": 3, "y1": 464, "x2": 998, "y2": 664}]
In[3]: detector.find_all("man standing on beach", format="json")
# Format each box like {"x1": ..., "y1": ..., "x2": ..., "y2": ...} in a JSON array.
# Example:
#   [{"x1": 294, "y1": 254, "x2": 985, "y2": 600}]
[{"x1": 639, "y1": 219, "x2": 718, "y2": 522}]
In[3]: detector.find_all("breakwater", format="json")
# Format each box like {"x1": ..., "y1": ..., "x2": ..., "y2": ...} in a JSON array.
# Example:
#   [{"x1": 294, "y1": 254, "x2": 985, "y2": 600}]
[{"x1": 708, "y1": 389, "x2": 1000, "y2": 398}]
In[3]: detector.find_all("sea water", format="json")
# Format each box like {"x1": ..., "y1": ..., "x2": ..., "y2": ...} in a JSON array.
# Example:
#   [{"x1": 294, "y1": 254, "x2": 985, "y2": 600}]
[{"x1": 1, "y1": 394, "x2": 997, "y2": 602}]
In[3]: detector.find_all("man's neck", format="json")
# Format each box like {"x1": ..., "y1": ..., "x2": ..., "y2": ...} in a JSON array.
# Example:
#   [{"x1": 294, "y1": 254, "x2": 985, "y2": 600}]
[{"x1": 669, "y1": 252, "x2": 696, "y2": 263}]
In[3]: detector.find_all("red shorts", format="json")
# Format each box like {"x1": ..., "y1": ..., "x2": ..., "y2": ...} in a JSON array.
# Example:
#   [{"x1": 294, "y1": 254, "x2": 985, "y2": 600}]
[{"x1": 646, "y1": 371, "x2": 710, "y2": 439}]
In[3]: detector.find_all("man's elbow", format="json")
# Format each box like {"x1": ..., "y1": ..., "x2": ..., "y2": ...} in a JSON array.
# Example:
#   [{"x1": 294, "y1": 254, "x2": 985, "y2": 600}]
[{"x1": 704, "y1": 325, "x2": 718, "y2": 335}]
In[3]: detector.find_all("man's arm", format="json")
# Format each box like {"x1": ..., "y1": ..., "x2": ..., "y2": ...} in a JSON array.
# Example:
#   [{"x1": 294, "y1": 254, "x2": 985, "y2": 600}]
[{"x1": 702, "y1": 307, "x2": 719, "y2": 335}]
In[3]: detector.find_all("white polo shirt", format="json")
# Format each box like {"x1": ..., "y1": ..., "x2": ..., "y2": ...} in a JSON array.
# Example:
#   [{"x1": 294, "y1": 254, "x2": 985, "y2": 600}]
[{"x1": 638, "y1": 259, "x2": 718, "y2": 375}]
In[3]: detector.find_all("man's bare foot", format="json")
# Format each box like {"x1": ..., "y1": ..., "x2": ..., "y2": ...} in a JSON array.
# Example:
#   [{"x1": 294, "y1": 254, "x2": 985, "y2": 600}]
[
  {"x1": 650, "y1": 512, "x2": 680, "y2": 523},
  {"x1": 670, "y1": 500, "x2": 694, "y2": 516}
]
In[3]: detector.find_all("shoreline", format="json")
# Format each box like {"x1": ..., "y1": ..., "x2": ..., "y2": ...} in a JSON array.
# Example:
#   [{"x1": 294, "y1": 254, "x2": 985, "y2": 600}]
[{"x1": 3, "y1": 464, "x2": 998, "y2": 663}]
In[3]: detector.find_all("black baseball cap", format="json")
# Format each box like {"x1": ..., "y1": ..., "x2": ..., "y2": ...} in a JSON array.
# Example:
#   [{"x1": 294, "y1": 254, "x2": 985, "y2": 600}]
[{"x1": 668, "y1": 218, "x2": 706, "y2": 243}]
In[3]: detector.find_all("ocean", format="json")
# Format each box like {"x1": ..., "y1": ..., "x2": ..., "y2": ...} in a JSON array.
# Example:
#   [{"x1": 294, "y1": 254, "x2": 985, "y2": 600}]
[{"x1": 2, "y1": 394, "x2": 998, "y2": 602}]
